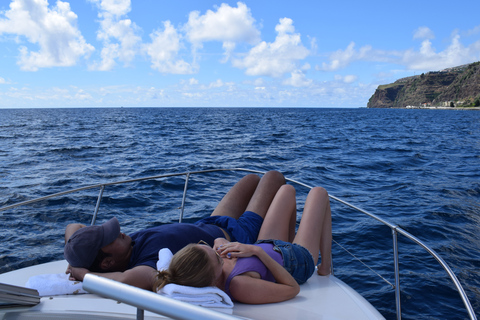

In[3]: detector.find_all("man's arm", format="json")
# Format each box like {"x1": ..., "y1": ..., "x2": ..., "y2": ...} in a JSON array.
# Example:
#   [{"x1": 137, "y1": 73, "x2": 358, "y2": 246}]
[
  {"x1": 65, "y1": 223, "x2": 86, "y2": 243},
  {"x1": 67, "y1": 265, "x2": 158, "y2": 291}
]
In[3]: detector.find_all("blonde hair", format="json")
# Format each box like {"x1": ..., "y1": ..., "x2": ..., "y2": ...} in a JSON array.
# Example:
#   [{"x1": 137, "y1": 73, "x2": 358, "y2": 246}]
[{"x1": 153, "y1": 244, "x2": 216, "y2": 292}]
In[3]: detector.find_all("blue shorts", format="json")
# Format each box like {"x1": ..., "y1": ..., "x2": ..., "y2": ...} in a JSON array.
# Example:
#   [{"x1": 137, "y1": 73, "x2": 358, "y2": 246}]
[
  {"x1": 198, "y1": 211, "x2": 263, "y2": 244},
  {"x1": 255, "y1": 239, "x2": 315, "y2": 285}
]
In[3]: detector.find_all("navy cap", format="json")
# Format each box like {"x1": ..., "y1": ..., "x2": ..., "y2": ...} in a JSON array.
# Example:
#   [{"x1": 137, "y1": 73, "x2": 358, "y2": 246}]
[{"x1": 64, "y1": 217, "x2": 120, "y2": 268}]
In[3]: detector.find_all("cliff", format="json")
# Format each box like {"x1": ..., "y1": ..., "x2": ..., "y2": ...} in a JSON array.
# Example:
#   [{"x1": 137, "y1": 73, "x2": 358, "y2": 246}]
[{"x1": 367, "y1": 61, "x2": 480, "y2": 108}]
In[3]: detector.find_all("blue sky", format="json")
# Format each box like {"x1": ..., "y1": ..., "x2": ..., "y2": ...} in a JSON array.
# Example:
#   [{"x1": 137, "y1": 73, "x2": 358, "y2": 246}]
[{"x1": 1, "y1": 0, "x2": 479, "y2": 108}]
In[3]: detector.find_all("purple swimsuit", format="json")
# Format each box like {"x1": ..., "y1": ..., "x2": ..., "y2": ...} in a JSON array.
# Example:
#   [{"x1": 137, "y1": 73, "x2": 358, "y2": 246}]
[{"x1": 224, "y1": 243, "x2": 283, "y2": 298}]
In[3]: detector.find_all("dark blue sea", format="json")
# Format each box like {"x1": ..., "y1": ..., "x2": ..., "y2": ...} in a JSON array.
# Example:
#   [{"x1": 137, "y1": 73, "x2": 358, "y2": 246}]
[{"x1": 0, "y1": 107, "x2": 479, "y2": 319}]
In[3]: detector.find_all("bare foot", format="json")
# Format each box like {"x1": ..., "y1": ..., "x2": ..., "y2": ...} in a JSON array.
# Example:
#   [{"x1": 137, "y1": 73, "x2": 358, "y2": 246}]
[{"x1": 317, "y1": 264, "x2": 330, "y2": 276}]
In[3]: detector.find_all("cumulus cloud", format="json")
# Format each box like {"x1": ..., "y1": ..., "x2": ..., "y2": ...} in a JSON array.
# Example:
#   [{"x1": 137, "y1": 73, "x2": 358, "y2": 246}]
[
  {"x1": 185, "y1": 2, "x2": 260, "y2": 61},
  {"x1": 88, "y1": 0, "x2": 142, "y2": 70},
  {"x1": 143, "y1": 21, "x2": 195, "y2": 74},
  {"x1": 232, "y1": 18, "x2": 309, "y2": 77},
  {"x1": 0, "y1": 0, "x2": 94, "y2": 71},
  {"x1": 403, "y1": 33, "x2": 479, "y2": 70}
]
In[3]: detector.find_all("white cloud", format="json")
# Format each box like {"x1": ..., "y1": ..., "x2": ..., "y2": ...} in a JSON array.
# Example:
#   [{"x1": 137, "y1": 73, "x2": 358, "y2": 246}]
[
  {"x1": 232, "y1": 18, "x2": 309, "y2": 77},
  {"x1": 198, "y1": 79, "x2": 235, "y2": 90},
  {"x1": 143, "y1": 21, "x2": 195, "y2": 74},
  {"x1": 319, "y1": 30, "x2": 480, "y2": 73},
  {"x1": 466, "y1": 25, "x2": 480, "y2": 36},
  {"x1": 0, "y1": 0, "x2": 94, "y2": 71},
  {"x1": 182, "y1": 92, "x2": 203, "y2": 99},
  {"x1": 208, "y1": 79, "x2": 224, "y2": 88},
  {"x1": 309, "y1": 36, "x2": 318, "y2": 55},
  {"x1": 320, "y1": 42, "x2": 375, "y2": 72},
  {"x1": 144, "y1": 87, "x2": 164, "y2": 100},
  {"x1": 343, "y1": 75, "x2": 357, "y2": 83},
  {"x1": 91, "y1": 0, "x2": 131, "y2": 16},
  {"x1": 283, "y1": 70, "x2": 312, "y2": 87},
  {"x1": 221, "y1": 41, "x2": 236, "y2": 63},
  {"x1": 335, "y1": 74, "x2": 357, "y2": 83},
  {"x1": 413, "y1": 26, "x2": 435, "y2": 40},
  {"x1": 403, "y1": 33, "x2": 480, "y2": 70},
  {"x1": 88, "y1": 0, "x2": 141, "y2": 70},
  {"x1": 0, "y1": 77, "x2": 7, "y2": 84},
  {"x1": 301, "y1": 63, "x2": 311, "y2": 71},
  {"x1": 74, "y1": 89, "x2": 93, "y2": 100},
  {"x1": 185, "y1": 1, "x2": 260, "y2": 60}
]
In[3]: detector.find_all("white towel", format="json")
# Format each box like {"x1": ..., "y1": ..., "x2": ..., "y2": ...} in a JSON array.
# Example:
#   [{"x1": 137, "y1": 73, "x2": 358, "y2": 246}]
[
  {"x1": 25, "y1": 273, "x2": 87, "y2": 296},
  {"x1": 156, "y1": 248, "x2": 173, "y2": 271},
  {"x1": 159, "y1": 283, "x2": 234, "y2": 309},
  {"x1": 156, "y1": 248, "x2": 234, "y2": 310}
]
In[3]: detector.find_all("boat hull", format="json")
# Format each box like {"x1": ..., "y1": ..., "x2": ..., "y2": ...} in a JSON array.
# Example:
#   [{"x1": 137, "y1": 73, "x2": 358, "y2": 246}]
[{"x1": 0, "y1": 260, "x2": 384, "y2": 319}]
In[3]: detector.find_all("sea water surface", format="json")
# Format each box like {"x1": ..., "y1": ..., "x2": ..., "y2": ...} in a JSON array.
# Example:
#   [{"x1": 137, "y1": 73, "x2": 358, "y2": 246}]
[{"x1": 0, "y1": 107, "x2": 479, "y2": 319}]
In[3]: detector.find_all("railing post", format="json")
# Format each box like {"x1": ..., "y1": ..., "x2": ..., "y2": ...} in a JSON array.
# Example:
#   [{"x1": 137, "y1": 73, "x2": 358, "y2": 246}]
[
  {"x1": 179, "y1": 173, "x2": 191, "y2": 223},
  {"x1": 136, "y1": 308, "x2": 144, "y2": 320},
  {"x1": 392, "y1": 227, "x2": 401, "y2": 320},
  {"x1": 91, "y1": 185, "x2": 105, "y2": 225}
]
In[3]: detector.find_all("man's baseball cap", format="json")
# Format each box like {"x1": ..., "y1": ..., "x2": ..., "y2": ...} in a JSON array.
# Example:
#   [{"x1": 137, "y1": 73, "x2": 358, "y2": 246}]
[{"x1": 64, "y1": 217, "x2": 120, "y2": 268}]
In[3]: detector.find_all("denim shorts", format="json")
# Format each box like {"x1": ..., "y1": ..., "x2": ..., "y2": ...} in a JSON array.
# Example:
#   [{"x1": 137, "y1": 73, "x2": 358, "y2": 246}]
[
  {"x1": 255, "y1": 239, "x2": 315, "y2": 284},
  {"x1": 198, "y1": 211, "x2": 263, "y2": 244}
]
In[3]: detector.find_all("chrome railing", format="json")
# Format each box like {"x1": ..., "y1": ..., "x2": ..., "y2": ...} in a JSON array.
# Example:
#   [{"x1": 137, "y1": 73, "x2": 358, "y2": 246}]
[
  {"x1": 0, "y1": 168, "x2": 476, "y2": 320},
  {"x1": 83, "y1": 274, "x2": 240, "y2": 320}
]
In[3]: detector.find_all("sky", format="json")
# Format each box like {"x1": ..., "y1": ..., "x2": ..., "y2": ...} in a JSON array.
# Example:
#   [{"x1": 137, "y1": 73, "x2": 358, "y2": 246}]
[{"x1": 0, "y1": 0, "x2": 480, "y2": 108}]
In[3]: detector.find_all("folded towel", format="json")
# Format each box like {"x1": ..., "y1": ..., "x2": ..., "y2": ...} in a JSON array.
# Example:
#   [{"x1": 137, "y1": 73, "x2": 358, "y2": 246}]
[
  {"x1": 25, "y1": 273, "x2": 87, "y2": 296},
  {"x1": 158, "y1": 283, "x2": 234, "y2": 309},
  {"x1": 156, "y1": 248, "x2": 233, "y2": 310}
]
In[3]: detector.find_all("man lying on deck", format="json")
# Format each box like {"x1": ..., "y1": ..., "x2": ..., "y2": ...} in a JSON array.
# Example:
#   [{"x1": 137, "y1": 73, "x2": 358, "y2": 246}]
[{"x1": 64, "y1": 171, "x2": 285, "y2": 291}]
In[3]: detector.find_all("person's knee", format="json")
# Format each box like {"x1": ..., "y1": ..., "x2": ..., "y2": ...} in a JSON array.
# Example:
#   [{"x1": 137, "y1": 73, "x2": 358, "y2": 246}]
[
  {"x1": 263, "y1": 170, "x2": 286, "y2": 185},
  {"x1": 310, "y1": 186, "x2": 328, "y2": 199},
  {"x1": 242, "y1": 173, "x2": 261, "y2": 185},
  {"x1": 274, "y1": 184, "x2": 296, "y2": 200},
  {"x1": 279, "y1": 184, "x2": 295, "y2": 194}
]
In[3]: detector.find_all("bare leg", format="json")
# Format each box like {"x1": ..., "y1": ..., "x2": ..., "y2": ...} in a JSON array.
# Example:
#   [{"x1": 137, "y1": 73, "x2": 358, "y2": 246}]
[
  {"x1": 257, "y1": 184, "x2": 296, "y2": 242},
  {"x1": 244, "y1": 170, "x2": 286, "y2": 219},
  {"x1": 210, "y1": 174, "x2": 260, "y2": 218},
  {"x1": 210, "y1": 170, "x2": 285, "y2": 220},
  {"x1": 293, "y1": 187, "x2": 332, "y2": 276}
]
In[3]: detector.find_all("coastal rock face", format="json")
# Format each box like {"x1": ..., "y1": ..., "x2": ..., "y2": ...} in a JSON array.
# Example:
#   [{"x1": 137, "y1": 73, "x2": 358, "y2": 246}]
[{"x1": 367, "y1": 61, "x2": 480, "y2": 108}]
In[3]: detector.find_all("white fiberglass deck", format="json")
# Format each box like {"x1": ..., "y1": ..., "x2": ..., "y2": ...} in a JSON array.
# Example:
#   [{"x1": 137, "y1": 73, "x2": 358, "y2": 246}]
[{"x1": 0, "y1": 260, "x2": 384, "y2": 320}]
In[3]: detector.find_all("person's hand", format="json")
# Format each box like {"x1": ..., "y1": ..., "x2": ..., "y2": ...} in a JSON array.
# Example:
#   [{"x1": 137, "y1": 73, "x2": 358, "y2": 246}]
[
  {"x1": 216, "y1": 241, "x2": 258, "y2": 259},
  {"x1": 66, "y1": 265, "x2": 89, "y2": 281},
  {"x1": 65, "y1": 264, "x2": 73, "y2": 278},
  {"x1": 213, "y1": 237, "x2": 230, "y2": 251}
]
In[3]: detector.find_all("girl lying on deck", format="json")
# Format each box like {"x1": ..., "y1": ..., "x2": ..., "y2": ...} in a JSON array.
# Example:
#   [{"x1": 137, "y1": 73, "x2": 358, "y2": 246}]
[{"x1": 154, "y1": 184, "x2": 332, "y2": 304}]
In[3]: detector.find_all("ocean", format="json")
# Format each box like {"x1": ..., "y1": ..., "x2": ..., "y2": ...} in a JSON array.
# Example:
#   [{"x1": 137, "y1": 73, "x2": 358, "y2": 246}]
[{"x1": 0, "y1": 107, "x2": 479, "y2": 319}]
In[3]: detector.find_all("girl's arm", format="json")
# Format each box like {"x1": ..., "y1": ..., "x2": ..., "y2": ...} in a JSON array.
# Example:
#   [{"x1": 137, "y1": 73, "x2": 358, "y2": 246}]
[{"x1": 218, "y1": 242, "x2": 300, "y2": 304}]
